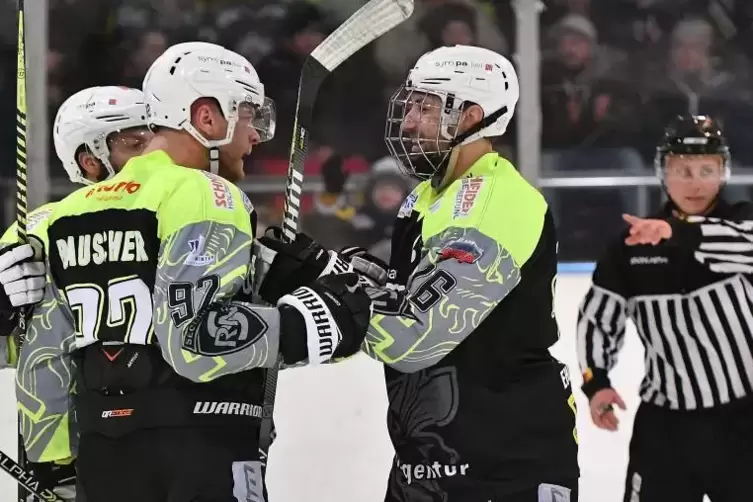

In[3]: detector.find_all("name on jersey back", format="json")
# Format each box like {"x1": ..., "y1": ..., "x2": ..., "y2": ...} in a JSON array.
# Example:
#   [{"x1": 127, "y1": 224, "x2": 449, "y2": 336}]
[{"x1": 56, "y1": 230, "x2": 149, "y2": 269}]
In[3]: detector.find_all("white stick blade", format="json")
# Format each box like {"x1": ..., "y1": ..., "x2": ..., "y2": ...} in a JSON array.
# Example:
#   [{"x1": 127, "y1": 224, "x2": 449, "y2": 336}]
[{"x1": 311, "y1": 0, "x2": 414, "y2": 71}]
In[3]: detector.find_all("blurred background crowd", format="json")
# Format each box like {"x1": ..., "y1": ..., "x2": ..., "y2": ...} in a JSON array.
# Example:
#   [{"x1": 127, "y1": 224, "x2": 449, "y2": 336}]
[{"x1": 0, "y1": 0, "x2": 752, "y2": 261}]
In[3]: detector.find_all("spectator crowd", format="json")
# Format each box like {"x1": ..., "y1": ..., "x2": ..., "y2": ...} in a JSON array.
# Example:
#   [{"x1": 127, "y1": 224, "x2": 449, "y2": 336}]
[{"x1": 0, "y1": 0, "x2": 752, "y2": 260}]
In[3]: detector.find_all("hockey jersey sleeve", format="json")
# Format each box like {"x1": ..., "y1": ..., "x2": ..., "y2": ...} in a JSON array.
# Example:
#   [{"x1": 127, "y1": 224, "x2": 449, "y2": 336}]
[
  {"x1": 669, "y1": 208, "x2": 753, "y2": 276},
  {"x1": 15, "y1": 259, "x2": 77, "y2": 464},
  {"x1": 362, "y1": 171, "x2": 546, "y2": 373},
  {"x1": 576, "y1": 240, "x2": 630, "y2": 400},
  {"x1": 152, "y1": 172, "x2": 280, "y2": 383}
]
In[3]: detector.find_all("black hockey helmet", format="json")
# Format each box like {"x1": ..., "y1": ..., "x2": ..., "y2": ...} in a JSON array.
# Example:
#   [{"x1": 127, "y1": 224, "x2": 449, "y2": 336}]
[{"x1": 654, "y1": 114, "x2": 730, "y2": 180}]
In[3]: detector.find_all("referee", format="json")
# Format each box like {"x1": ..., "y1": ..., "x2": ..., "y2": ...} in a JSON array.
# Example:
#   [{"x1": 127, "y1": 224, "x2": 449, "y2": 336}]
[{"x1": 577, "y1": 115, "x2": 753, "y2": 502}]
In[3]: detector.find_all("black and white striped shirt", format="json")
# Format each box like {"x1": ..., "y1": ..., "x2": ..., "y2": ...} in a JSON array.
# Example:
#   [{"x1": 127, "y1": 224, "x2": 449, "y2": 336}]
[{"x1": 577, "y1": 201, "x2": 753, "y2": 411}]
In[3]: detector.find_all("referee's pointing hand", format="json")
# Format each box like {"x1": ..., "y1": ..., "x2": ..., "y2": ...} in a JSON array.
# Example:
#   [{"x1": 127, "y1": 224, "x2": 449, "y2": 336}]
[{"x1": 623, "y1": 214, "x2": 673, "y2": 246}]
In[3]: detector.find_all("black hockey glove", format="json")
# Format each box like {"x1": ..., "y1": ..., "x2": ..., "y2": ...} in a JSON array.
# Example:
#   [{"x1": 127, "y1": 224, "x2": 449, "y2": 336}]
[
  {"x1": 28, "y1": 460, "x2": 77, "y2": 500},
  {"x1": 339, "y1": 247, "x2": 389, "y2": 287},
  {"x1": 256, "y1": 226, "x2": 350, "y2": 304},
  {"x1": 277, "y1": 273, "x2": 372, "y2": 365}
]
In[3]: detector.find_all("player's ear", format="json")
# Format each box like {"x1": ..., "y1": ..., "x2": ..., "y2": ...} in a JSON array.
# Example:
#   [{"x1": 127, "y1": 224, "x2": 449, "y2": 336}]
[
  {"x1": 191, "y1": 97, "x2": 224, "y2": 140},
  {"x1": 460, "y1": 103, "x2": 485, "y2": 132},
  {"x1": 77, "y1": 148, "x2": 102, "y2": 182}
]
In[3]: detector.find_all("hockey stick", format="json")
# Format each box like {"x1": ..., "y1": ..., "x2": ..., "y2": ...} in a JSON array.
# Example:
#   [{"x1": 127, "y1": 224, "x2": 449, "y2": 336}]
[
  {"x1": 258, "y1": 0, "x2": 415, "y2": 465},
  {"x1": 14, "y1": 2, "x2": 32, "y2": 500},
  {"x1": 1, "y1": 449, "x2": 64, "y2": 502},
  {"x1": 15, "y1": 0, "x2": 28, "y2": 320}
]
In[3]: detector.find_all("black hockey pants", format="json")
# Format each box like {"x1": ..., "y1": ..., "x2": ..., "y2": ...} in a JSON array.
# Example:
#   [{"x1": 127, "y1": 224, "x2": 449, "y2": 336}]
[{"x1": 623, "y1": 399, "x2": 753, "y2": 501}]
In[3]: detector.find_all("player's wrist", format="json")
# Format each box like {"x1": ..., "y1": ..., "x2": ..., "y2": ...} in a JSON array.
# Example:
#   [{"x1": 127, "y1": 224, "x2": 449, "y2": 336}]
[
  {"x1": 581, "y1": 367, "x2": 612, "y2": 400},
  {"x1": 277, "y1": 305, "x2": 309, "y2": 365}
]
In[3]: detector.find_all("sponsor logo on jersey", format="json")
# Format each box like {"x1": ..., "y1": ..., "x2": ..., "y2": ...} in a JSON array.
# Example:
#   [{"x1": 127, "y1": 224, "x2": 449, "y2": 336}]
[
  {"x1": 240, "y1": 190, "x2": 254, "y2": 215},
  {"x1": 101, "y1": 408, "x2": 134, "y2": 418},
  {"x1": 27, "y1": 208, "x2": 53, "y2": 232},
  {"x1": 185, "y1": 235, "x2": 214, "y2": 266},
  {"x1": 439, "y1": 238, "x2": 483, "y2": 264},
  {"x1": 56, "y1": 230, "x2": 149, "y2": 269},
  {"x1": 202, "y1": 172, "x2": 235, "y2": 209},
  {"x1": 452, "y1": 177, "x2": 483, "y2": 218},
  {"x1": 184, "y1": 303, "x2": 268, "y2": 356},
  {"x1": 629, "y1": 256, "x2": 668, "y2": 265},
  {"x1": 193, "y1": 401, "x2": 263, "y2": 418},
  {"x1": 398, "y1": 191, "x2": 418, "y2": 218},
  {"x1": 396, "y1": 458, "x2": 470, "y2": 485},
  {"x1": 85, "y1": 180, "x2": 141, "y2": 199}
]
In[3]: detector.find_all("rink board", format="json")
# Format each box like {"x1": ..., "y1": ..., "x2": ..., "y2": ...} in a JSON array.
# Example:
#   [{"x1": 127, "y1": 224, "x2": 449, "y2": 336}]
[{"x1": 0, "y1": 267, "x2": 652, "y2": 501}]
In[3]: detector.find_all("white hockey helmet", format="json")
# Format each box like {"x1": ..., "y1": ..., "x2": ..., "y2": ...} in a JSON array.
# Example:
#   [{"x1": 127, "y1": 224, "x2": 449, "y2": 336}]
[
  {"x1": 385, "y1": 45, "x2": 519, "y2": 181},
  {"x1": 54, "y1": 86, "x2": 148, "y2": 185},
  {"x1": 142, "y1": 42, "x2": 275, "y2": 174}
]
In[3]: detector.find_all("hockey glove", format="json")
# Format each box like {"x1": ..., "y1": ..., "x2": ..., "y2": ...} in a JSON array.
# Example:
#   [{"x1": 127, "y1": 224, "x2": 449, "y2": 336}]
[
  {"x1": 339, "y1": 247, "x2": 389, "y2": 287},
  {"x1": 256, "y1": 226, "x2": 349, "y2": 304},
  {"x1": 277, "y1": 273, "x2": 372, "y2": 365},
  {"x1": 27, "y1": 460, "x2": 77, "y2": 501},
  {"x1": 0, "y1": 237, "x2": 45, "y2": 310}
]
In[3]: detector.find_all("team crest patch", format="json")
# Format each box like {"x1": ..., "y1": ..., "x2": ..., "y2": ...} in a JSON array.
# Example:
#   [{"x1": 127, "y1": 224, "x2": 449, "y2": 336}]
[
  {"x1": 184, "y1": 235, "x2": 214, "y2": 266},
  {"x1": 183, "y1": 303, "x2": 267, "y2": 356},
  {"x1": 202, "y1": 171, "x2": 235, "y2": 210},
  {"x1": 452, "y1": 177, "x2": 483, "y2": 218},
  {"x1": 439, "y1": 238, "x2": 483, "y2": 264}
]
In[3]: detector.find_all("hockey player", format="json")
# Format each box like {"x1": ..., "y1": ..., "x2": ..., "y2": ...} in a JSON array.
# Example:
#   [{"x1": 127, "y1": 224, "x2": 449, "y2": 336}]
[
  {"x1": 363, "y1": 43, "x2": 580, "y2": 502},
  {"x1": 0, "y1": 86, "x2": 151, "y2": 370},
  {"x1": 0, "y1": 85, "x2": 150, "y2": 500},
  {"x1": 258, "y1": 44, "x2": 580, "y2": 502},
  {"x1": 578, "y1": 115, "x2": 753, "y2": 501},
  {"x1": 18, "y1": 42, "x2": 371, "y2": 501}
]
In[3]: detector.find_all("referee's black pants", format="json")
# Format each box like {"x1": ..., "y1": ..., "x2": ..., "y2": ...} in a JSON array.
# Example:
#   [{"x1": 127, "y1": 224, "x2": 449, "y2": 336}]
[{"x1": 623, "y1": 399, "x2": 753, "y2": 501}]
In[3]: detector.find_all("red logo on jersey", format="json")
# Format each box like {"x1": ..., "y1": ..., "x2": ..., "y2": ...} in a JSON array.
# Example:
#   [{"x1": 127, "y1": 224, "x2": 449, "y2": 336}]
[
  {"x1": 86, "y1": 180, "x2": 141, "y2": 198},
  {"x1": 203, "y1": 172, "x2": 235, "y2": 209}
]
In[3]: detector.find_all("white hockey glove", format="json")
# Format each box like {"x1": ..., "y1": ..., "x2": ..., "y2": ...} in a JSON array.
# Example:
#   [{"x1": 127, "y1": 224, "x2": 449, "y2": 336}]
[{"x1": 0, "y1": 238, "x2": 45, "y2": 309}]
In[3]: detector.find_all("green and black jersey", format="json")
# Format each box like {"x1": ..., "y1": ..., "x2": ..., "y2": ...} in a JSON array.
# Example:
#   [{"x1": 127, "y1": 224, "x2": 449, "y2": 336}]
[
  {"x1": 16, "y1": 150, "x2": 278, "y2": 463},
  {"x1": 364, "y1": 153, "x2": 579, "y2": 499}
]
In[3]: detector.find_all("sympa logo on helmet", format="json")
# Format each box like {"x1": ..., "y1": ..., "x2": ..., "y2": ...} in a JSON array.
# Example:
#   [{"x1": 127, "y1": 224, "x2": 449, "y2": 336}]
[
  {"x1": 195, "y1": 55, "x2": 252, "y2": 74},
  {"x1": 433, "y1": 60, "x2": 494, "y2": 72}
]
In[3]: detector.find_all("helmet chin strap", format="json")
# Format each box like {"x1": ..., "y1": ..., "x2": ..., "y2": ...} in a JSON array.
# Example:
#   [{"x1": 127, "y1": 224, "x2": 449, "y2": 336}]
[
  {"x1": 209, "y1": 147, "x2": 220, "y2": 175},
  {"x1": 428, "y1": 105, "x2": 508, "y2": 190}
]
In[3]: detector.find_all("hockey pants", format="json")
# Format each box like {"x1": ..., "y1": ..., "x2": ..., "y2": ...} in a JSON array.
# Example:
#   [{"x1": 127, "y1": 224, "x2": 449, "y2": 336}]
[{"x1": 623, "y1": 400, "x2": 753, "y2": 501}]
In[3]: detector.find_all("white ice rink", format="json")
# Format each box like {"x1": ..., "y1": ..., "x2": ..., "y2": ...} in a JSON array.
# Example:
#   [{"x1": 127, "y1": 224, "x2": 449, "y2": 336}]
[{"x1": 0, "y1": 274, "x2": 697, "y2": 501}]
